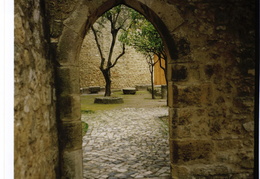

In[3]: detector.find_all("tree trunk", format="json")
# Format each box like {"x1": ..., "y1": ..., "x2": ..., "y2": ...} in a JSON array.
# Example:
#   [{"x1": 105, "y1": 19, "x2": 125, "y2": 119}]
[
  {"x1": 150, "y1": 65, "x2": 155, "y2": 99},
  {"x1": 101, "y1": 69, "x2": 112, "y2": 96}
]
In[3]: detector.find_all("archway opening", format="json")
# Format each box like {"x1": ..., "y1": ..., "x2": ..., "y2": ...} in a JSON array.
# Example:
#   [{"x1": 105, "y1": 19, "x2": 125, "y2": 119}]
[
  {"x1": 79, "y1": 4, "x2": 171, "y2": 178},
  {"x1": 55, "y1": 1, "x2": 182, "y2": 178}
]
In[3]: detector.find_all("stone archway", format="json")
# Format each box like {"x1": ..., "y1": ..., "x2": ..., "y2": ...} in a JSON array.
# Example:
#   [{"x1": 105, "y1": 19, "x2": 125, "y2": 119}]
[
  {"x1": 49, "y1": 0, "x2": 256, "y2": 178},
  {"x1": 14, "y1": 0, "x2": 255, "y2": 178},
  {"x1": 54, "y1": 0, "x2": 184, "y2": 178}
]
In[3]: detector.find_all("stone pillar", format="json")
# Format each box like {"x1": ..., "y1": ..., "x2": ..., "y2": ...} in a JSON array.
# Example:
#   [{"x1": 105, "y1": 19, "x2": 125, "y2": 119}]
[{"x1": 57, "y1": 66, "x2": 83, "y2": 178}]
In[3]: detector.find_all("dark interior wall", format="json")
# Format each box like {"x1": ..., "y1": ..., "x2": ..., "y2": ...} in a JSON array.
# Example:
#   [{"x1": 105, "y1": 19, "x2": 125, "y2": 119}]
[{"x1": 167, "y1": 0, "x2": 256, "y2": 178}]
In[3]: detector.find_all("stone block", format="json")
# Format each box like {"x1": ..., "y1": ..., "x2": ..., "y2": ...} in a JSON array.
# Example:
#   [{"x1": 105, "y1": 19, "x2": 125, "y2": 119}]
[
  {"x1": 171, "y1": 65, "x2": 188, "y2": 81},
  {"x1": 171, "y1": 165, "x2": 190, "y2": 179},
  {"x1": 177, "y1": 85, "x2": 201, "y2": 107},
  {"x1": 161, "y1": 85, "x2": 167, "y2": 99},
  {"x1": 175, "y1": 38, "x2": 191, "y2": 57},
  {"x1": 57, "y1": 26, "x2": 82, "y2": 65},
  {"x1": 171, "y1": 140, "x2": 214, "y2": 163},
  {"x1": 168, "y1": 83, "x2": 178, "y2": 108},
  {"x1": 80, "y1": 87, "x2": 89, "y2": 94},
  {"x1": 60, "y1": 121, "x2": 82, "y2": 150},
  {"x1": 204, "y1": 64, "x2": 223, "y2": 80},
  {"x1": 89, "y1": 86, "x2": 101, "y2": 93},
  {"x1": 233, "y1": 97, "x2": 254, "y2": 111},
  {"x1": 58, "y1": 94, "x2": 81, "y2": 121},
  {"x1": 123, "y1": 88, "x2": 136, "y2": 94},
  {"x1": 192, "y1": 164, "x2": 229, "y2": 176},
  {"x1": 61, "y1": 149, "x2": 83, "y2": 179},
  {"x1": 184, "y1": 108, "x2": 211, "y2": 138},
  {"x1": 242, "y1": 121, "x2": 254, "y2": 132},
  {"x1": 171, "y1": 83, "x2": 212, "y2": 107},
  {"x1": 56, "y1": 67, "x2": 80, "y2": 95},
  {"x1": 214, "y1": 140, "x2": 242, "y2": 152},
  {"x1": 230, "y1": 173, "x2": 254, "y2": 179},
  {"x1": 169, "y1": 108, "x2": 195, "y2": 139},
  {"x1": 63, "y1": 3, "x2": 90, "y2": 34}
]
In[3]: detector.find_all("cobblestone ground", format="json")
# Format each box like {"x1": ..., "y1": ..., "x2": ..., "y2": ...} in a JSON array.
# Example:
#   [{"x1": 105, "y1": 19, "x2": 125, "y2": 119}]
[{"x1": 82, "y1": 107, "x2": 170, "y2": 179}]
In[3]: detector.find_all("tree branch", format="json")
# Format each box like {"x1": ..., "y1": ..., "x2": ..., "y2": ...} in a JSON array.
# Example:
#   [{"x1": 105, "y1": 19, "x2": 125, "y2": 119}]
[
  {"x1": 158, "y1": 55, "x2": 165, "y2": 71},
  {"x1": 91, "y1": 25, "x2": 105, "y2": 70},
  {"x1": 107, "y1": 28, "x2": 118, "y2": 68},
  {"x1": 110, "y1": 43, "x2": 125, "y2": 69}
]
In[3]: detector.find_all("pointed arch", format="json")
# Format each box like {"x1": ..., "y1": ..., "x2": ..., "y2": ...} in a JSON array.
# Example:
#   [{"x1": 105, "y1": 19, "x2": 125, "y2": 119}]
[{"x1": 55, "y1": 0, "x2": 184, "y2": 178}]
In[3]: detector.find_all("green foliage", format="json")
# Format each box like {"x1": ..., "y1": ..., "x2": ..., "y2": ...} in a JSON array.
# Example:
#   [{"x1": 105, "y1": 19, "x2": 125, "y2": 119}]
[
  {"x1": 82, "y1": 121, "x2": 89, "y2": 135},
  {"x1": 119, "y1": 11, "x2": 165, "y2": 59}
]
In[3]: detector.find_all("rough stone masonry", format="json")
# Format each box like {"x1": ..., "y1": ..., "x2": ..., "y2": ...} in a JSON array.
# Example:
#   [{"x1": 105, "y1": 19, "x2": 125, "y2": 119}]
[
  {"x1": 79, "y1": 21, "x2": 151, "y2": 89},
  {"x1": 14, "y1": 0, "x2": 256, "y2": 178}
]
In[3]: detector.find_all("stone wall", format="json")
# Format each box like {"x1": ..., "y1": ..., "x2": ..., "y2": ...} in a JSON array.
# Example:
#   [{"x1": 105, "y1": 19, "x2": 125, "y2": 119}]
[
  {"x1": 79, "y1": 22, "x2": 151, "y2": 89},
  {"x1": 167, "y1": 0, "x2": 255, "y2": 178},
  {"x1": 14, "y1": 0, "x2": 59, "y2": 178},
  {"x1": 14, "y1": 0, "x2": 255, "y2": 178}
]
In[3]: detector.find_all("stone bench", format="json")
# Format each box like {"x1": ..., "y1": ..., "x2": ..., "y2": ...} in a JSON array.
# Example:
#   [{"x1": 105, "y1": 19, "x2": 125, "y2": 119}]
[
  {"x1": 135, "y1": 85, "x2": 150, "y2": 91},
  {"x1": 122, "y1": 88, "x2": 136, "y2": 95},
  {"x1": 89, "y1": 86, "x2": 101, "y2": 93},
  {"x1": 80, "y1": 87, "x2": 89, "y2": 94}
]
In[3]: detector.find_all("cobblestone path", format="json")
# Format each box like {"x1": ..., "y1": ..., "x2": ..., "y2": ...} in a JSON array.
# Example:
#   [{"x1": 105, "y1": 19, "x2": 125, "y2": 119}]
[{"x1": 82, "y1": 107, "x2": 170, "y2": 179}]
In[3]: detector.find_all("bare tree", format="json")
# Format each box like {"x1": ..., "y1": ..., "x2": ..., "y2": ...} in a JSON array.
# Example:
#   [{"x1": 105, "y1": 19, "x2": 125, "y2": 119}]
[
  {"x1": 91, "y1": 5, "x2": 133, "y2": 96},
  {"x1": 146, "y1": 53, "x2": 158, "y2": 99}
]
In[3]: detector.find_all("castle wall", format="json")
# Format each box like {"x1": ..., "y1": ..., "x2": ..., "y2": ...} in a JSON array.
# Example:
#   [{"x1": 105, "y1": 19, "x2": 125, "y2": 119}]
[
  {"x1": 79, "y1": 26, "x2": 151, "y2": 89},
  {"x1": 14, "y1": 0, "x2": 255, "y2": 178},
  {"x1": 14, "y1": 0, "x2": 59, "y2": 178}
]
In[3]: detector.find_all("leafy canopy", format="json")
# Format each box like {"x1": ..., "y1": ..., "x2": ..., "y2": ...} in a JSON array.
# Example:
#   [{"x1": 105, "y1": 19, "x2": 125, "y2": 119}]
[{"x1": 119, "y1": 9, "x2": 165, "y2": 59}]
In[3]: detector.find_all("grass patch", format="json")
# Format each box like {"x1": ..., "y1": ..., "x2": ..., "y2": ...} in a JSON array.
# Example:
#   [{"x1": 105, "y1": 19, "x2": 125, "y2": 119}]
[
  {"x1": 82, "y1": 121, "x2": 89, "y2": 135},
  {"x1": 81, "y1": 94, "x2": 122, "y2": 111},
  {"x1": 81, "y1": 90, "x2": 167, "y2": 111}
]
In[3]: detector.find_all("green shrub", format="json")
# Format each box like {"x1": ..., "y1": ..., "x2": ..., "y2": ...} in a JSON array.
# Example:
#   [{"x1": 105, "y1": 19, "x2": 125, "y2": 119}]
[{"x1": 82, "y1": 121, "x2": 89, "y2": 135}]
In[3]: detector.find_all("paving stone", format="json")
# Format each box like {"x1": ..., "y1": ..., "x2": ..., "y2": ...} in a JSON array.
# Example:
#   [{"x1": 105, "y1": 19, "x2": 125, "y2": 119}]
[{"x1": 82, "y1": 107, "x2": 170, "y2": 179}]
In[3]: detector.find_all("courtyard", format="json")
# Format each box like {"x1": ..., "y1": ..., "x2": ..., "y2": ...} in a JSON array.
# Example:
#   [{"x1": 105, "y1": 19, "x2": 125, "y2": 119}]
[{"x1": 81, "y1": 90, "x2": 170, "y2": 178}]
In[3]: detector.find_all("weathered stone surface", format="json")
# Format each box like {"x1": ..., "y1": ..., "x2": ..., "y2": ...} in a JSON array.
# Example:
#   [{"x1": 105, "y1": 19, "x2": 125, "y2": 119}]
[
  {"x1": 173, "y1": 83, "x2": 212, "y2": 107},
  {"x1": 60, "y1": 121, "x2": 82, "y2": 150},
  {"x1": 161, "y1": 85, "x2": 167, "y2": 99},
  {"x1": 79, "y1": 22, "x2": 151, "y2": 89},
  {"x1": 94, "y1": 97, "x2": 124, "y2": 104},
  {"x1": 57, "y1": 26, "x2": 83, "y2": 65},
  {"x1": 14, "y1": 0, "x2": 59, "y2": 178},
  {"x1": 56, "y1": 66, "x2": 80, "y2": 95},
  {"x1": 123, "y1": 88, "x2": 136, "y2": 95},
  {"x1": 58, "y1": 94, "x2": 81, "y2": 121},
  {"x1": 15, "y1": 0, "x2": 255, "y2": 178},
  {"x1": 192, "y1": 165, "x2": 229, "y2": 176},
  {"x1": 89, "y1": 86, "x2": 101, "y2": 93},
  {"x1": 62, "y1": 149, "x2": 83, "y2": 179},
  {"x1": 171, "y1": 65, "x2": 188, "y2": 81},
  {"x1": 243, "y1": 121, "x2": 254, "y2": 132},
  {"x1": 82, "y1": 108, "x2": 170, "y2": 178},
  {"x1": 171, "y1": 140, "x2": 214, "y2": 163}
]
